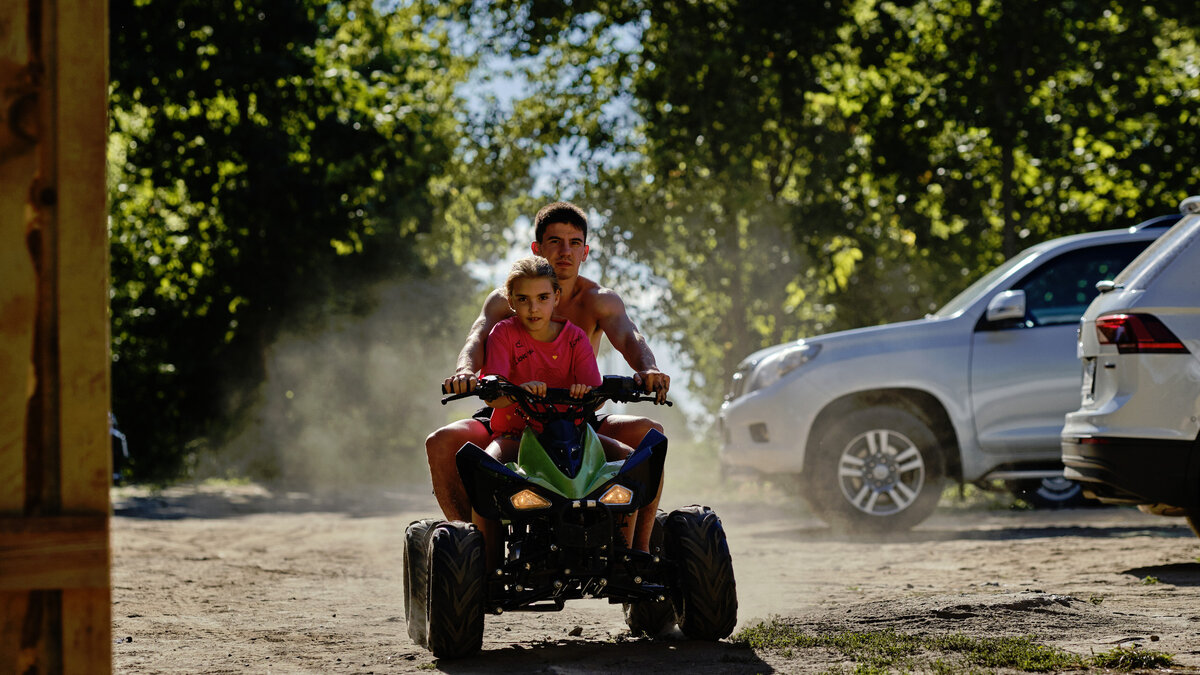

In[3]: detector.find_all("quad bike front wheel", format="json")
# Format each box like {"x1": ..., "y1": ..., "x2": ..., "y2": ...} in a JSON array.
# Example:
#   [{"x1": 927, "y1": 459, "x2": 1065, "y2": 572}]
[
  {"x1": 403, "y1": 519, "x2": 439, "y2": 647},
  {"x1": 426, "y1": 521, "x2": 486, "y2": 659},
  {"x1": 665, "y1": 505, "x2": 737, "y2": 640},
  {"x1": 623, "y1": 511, "x2": 676, "y2": 637}
]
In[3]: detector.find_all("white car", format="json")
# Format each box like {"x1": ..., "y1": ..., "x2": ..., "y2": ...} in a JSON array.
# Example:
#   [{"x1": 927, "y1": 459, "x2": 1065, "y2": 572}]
[
  {"x1": 1062, "y1": 196, "x2": 1200, "y2": 536},
  {"x1": 719, "y1": 214, "x2": 1179, "y2": 533}
]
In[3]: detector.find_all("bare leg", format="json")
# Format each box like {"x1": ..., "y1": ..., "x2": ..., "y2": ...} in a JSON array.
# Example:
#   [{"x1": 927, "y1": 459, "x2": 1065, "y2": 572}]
[
  {"x1": 473, "y1": 509, "x2": 503, "y2": 572},
  {"x1": 474, "y1": 437, "x2": 519, "y2": 570},
  {"x1": 598, "y1": 434, "x2": 638, "y2": 550},
  {"x1": 599, "y1": 415, "x2": 665, "y2": 552},
  {"x1": 425, "y1": 418, "x2": 490, "y2": 521}
]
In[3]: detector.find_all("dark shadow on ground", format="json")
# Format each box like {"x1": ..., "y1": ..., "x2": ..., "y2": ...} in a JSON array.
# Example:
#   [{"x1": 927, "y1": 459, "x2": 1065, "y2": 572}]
[
  {"x1": 431, "y1": 636, "x2": 769, "y2": 675},
  {"x1": 1122, "y1": 562, "x2": 1200, "y2": 587},
  {"x1": 111, "y1": 483, "x2": 439, "y2": 520},
  {"x1": 761, "y1": 522, "x2": 1194, "y2": 545}
]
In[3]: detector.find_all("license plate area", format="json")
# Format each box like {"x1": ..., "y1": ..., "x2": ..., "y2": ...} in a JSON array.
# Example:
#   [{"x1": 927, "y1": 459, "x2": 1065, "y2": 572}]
[{"x1": 1081, "y1": 357, "x2": 1097, "y2": 403}]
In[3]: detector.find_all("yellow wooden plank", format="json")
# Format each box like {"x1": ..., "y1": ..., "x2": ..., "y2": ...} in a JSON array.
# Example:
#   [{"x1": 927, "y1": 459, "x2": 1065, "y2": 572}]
[
  {"x1": 0, "y1": 516, "x2": 108, "y2": 591},
  {"x1": 63, "y1": 589, "x2": 111, "y2": 675},
  {"x1": 55, "y1": 0, "x2": 112, "y2": 514},
  {"x1": 0, "y1": 592, "x2": 33, "y2": 673},
  {"x1": 0, "y1": 0, "x2": 37, "y2": 514},
  {"x1": 3, "y1": 0, "x2": 111, "y2": 672}
]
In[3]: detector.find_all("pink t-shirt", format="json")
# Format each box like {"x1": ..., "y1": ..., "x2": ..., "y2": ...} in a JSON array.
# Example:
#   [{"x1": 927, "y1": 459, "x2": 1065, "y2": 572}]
[{"x1": 482, "y1": 317, "x2": 601, "y2": 435}]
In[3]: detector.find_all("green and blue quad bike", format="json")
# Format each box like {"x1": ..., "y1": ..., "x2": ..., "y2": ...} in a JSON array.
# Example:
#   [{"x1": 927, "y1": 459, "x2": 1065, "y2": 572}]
[{"x1": 404, "y1": 375, "x2": 738, "y2": 658}]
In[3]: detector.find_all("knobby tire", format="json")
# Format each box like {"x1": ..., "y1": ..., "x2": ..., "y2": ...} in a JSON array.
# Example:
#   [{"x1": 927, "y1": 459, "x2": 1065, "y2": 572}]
[{"x1": 666, "y1": 505, "x2": 738, "y2": 640}]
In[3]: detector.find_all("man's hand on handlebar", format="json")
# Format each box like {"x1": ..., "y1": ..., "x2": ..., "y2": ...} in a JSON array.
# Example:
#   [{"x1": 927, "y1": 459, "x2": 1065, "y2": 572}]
[
  {"x1": 443, "y1": 370, "x2": 478, "y2": 394},
  {"x1": 634, "y1": 368, "x2": 671, "y2": 404}
]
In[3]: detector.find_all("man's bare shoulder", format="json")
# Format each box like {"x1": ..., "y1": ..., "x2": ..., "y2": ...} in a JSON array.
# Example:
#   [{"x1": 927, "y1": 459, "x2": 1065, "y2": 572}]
[
  {"x1": 574, "y1": 276, "x2": 626, "y2": 314},
  {"x1": 483, "y1": 288, "x2": 515, "y2": 317}
]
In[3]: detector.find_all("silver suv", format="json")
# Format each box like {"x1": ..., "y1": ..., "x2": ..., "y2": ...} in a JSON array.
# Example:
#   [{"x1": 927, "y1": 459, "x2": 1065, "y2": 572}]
[
  {"x1": 719, "y1": 214, "x2": 1178, "y2": 533},
  {"x1": 1062, "y1": 196, "x2": 1200, "y2": 536}
]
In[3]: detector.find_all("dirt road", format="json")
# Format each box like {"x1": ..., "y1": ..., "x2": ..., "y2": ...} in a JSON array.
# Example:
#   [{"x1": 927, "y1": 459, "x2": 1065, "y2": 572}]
[{"x1": 111, "y1": 483, "x2": 1200, "y2": 673}]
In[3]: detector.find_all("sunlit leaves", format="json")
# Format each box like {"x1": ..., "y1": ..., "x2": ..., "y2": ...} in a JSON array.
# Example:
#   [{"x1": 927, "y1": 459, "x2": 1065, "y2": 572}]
[
  {"x1": 108, "y1": 0, "x2": 476, "y2": 477},
  {"x1": 480, "y1": 0, "x2": 1200, "y2": 414}
]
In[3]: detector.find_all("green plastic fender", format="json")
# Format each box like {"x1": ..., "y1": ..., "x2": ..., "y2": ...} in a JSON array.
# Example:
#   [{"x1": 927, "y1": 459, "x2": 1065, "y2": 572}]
[{"x1": 507, "y1": 423, "x2": 622, "y2": 500}]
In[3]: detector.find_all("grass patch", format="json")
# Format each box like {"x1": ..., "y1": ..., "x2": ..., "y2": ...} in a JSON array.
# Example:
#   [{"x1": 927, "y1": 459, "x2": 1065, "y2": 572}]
[
  {"x1": 733, "y1": 619, "x2": 1084, "y2": 672},
  {"x1": 939, "y1": 481, "x2": 1033, "y2": 512},
  {"x1": 1091, "y1": 644, "x2": 1174, "y2": 670},
  {"x1": 930, "y1": 634, "x2": 1082, "y2": 671}
]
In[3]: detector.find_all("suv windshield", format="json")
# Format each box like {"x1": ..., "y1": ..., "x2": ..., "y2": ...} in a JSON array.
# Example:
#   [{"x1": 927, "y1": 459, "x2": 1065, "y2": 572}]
[{"x1": 930, "y1": 246, "x2": 1044, "y2": 318}]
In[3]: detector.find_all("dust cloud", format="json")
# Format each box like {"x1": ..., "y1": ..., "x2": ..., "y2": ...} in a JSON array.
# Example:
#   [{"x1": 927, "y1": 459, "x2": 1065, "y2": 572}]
[
  {"x1": 192, "y1": 268, "x2": 735, "y2": 521},
  {"x1": 197, "y1": 275, "x2": 484, "y2": 493}
]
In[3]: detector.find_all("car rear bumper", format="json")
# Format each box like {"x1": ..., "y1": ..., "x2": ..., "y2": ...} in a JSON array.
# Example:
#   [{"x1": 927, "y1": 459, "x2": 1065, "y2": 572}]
[{"x1": 1061, "y1": 435, "x2": 1200, "y2": 507}]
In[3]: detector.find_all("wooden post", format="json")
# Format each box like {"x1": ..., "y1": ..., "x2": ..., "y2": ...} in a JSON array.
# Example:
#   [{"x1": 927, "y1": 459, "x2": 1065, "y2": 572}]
[{"x1": 1, "y1": 0, "x2": 112, "y2": 672}]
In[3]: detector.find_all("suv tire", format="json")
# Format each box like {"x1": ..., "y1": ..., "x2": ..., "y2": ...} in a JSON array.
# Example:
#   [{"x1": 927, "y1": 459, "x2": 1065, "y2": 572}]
[
  {"x1": 1005, "y1": 477, "x2": 1088, "y2": 508},
  {"x1": 804, "y1": 406, "x2": 944, "y2": 534}
]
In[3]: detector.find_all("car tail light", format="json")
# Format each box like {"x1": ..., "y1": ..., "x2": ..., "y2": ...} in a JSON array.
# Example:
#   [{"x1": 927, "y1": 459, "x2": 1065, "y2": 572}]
[{"x1": 1094, "y1": 313, "x2": 1189, "y2": 354}]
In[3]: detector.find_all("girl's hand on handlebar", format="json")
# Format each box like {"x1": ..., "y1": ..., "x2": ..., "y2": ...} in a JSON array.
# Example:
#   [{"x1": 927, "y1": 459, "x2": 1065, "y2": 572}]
[
  {"x1": 520, "y1": 381, "x2": 547, "y2": 397},
  {"x1": 569, "y1": 383, "x2": 593, "y2": 398}
]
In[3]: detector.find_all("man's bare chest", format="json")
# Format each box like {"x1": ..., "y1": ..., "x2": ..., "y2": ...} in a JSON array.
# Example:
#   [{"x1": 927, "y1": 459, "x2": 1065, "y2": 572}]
[{"x1": 553, "y1": 306, "x2": 603, "y2": 354}]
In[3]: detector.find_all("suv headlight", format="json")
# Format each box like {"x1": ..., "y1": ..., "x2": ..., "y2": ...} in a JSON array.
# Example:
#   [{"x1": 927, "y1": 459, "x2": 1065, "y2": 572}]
[{"x1": 747, "y1": 342, "x2": 821, "y2": 394}]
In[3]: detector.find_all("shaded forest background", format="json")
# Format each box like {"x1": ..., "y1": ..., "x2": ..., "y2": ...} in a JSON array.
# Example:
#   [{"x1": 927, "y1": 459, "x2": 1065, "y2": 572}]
[{"x1": 108, "y1": 0, "x2": 1200, "y2": 483}]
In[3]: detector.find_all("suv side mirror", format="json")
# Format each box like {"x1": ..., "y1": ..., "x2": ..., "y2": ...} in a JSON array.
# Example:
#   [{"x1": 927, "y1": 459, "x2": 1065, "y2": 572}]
[{"x1": 986, "y1": 290, "x2": 1027, "y2": 323}]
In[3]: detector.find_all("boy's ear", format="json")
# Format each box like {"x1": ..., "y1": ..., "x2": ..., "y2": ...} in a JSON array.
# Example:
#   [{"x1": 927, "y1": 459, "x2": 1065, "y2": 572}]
[{"x1": 531, "y1": 241, "x2": 541, "y2": 256}]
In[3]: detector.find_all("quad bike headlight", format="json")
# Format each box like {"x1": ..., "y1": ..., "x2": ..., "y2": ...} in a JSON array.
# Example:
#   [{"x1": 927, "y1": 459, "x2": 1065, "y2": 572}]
[
  {"x1": 597, "y1": 484, "x2": 634, "y2": 506},
  {"x1": 510, "y1": 489, "x2": 552, "y2": 511}
]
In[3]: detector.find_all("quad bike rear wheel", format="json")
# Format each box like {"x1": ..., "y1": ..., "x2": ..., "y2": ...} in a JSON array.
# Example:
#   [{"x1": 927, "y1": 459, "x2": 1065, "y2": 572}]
[
  {"x1": 403, "y1": 519, "x2": 439, "y2": 647},
  {"x1": 665, "y1": 505, "x2": 737, "y2": 640},
  {"x1": 426, "y1": 521, "x2": 486, "y2": 659},
  {"x1": 623, "y1": 511, "x2": 676, "y2": 637}
]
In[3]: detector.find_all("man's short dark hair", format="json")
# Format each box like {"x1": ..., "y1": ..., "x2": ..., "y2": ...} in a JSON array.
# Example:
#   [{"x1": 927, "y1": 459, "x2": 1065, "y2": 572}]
[{"x1": 534, "y1": 201, "x2": 588, "y2": 243}]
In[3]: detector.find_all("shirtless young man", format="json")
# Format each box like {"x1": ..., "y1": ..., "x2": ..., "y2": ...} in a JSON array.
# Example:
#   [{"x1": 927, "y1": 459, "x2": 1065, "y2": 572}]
[{"x1": 427, "y1": 201, "x2": 670, "y2": 551}]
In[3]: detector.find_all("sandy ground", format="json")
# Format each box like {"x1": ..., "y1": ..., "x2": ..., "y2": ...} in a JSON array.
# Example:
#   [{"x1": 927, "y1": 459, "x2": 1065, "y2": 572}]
[{"x1": 111, "y1": 482, "x2": 1200, "y2": 673}]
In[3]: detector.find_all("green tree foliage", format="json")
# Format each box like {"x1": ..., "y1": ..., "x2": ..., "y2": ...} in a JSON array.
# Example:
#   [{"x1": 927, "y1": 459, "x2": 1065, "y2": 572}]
[
  {"x1": 108, "y1": 0, "x2": 483, "y2": 478},
  {"x1": 823, "y1": 0, "x2": 1200, "y2": 329},
  {"x1": 474, "y1": 0, "x2": 1200, "y2": 411}
]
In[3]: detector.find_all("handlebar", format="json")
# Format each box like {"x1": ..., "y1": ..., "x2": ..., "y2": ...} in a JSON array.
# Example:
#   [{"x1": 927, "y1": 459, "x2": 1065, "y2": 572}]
[{"x1": 441, "y1": 375, "x2": 671, "y2": 408}]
